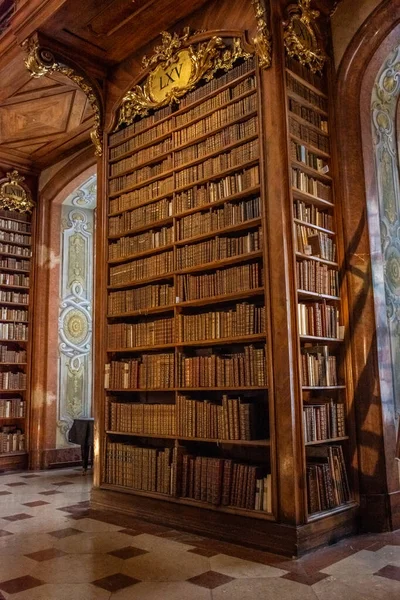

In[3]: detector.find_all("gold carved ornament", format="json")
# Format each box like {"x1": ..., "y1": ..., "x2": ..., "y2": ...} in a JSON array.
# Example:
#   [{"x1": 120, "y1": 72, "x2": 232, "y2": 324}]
[
  {"x1": 22, "y1": 38, "x2": 103, "y2": 157},
  {"x1": 283, "y1": 0, "x2": 327, "y2": 74},
  {"x1": 251, "y1": 0, "x2": 272, "y2": 69},
  {"x1": 0, "y1": 170, "x2": 34, "y2": 214},
  {"x1": 117, "y1": 28, "x2": 254, "y2": 129}
]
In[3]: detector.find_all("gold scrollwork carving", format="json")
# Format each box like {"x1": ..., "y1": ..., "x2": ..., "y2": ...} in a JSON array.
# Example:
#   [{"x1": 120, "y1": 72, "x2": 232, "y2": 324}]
[
  {"x1": 116, "y1": 31, "x2": 252, "y2": 129},
  {"x1": 0, "y1": 170, "x2": 34, "y2": 214},
  {"x1": 283, "y1": 0, "x2": 327, "y2": 74},
  {"x1": 251, "y1": 0, "x2": 272, "y2": 69},
  {"x1": 22, "y1": 37, "x2": 103, "y2": 156}
]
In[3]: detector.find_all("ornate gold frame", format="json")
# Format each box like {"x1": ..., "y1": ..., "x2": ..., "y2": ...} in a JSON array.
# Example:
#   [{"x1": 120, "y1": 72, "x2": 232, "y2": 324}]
[
  {"x1": 251, "y1": 0, "x2": 272, "y2": 69},
  {"x1": 0, "y1": 170, "x2": 35, "y2": 214},
  {"x1": 22, "y1": 37, "x2": 103, "y2": 157},
  {"x1": 117, "y1": 30, "x2": 253, "y2": 128},
  {"x1": 283, "y1": 0, "x2": 327, "y2": 74}
]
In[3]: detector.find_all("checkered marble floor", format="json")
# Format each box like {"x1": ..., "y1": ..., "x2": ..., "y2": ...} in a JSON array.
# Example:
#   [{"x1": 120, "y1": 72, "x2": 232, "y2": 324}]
[{"x1": 0, "y1": 468, "x2": 400, "y2": 599}]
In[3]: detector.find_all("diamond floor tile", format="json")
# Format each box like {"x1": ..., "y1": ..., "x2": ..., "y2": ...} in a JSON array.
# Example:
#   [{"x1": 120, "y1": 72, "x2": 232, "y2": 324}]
[
  {"x1": 92, "y1": 572, "x2": 141, "y2": 592},
  {"x1": 0, "y1": 575, "x2": 44, "y2": 594},
  {"x1": 187, "y1": 571, "x2": 235, "y2": 589}
]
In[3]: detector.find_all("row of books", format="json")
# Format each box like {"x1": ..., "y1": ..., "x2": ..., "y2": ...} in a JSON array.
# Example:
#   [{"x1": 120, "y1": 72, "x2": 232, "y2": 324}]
[
  {"x1": 109, "y1": 198, "x2": 172, "y2": 236},
  {"x1": 175, "y1": 139, "x2": 259, "y2": 190},
  {"x1": 104, "y1": 443, "x2": 178, "y2": 495},
  {"x1": 108, "y1": 317, "x2": 174, "y2": 349},
  {"x1": 0, "y1": 345, "x2": 26, "y2": 363},
  {"x1": 108, "y1": 284, "x2": 174, "y2": 315},
  {"x1": 173, "y1": 93, "x2": 257, "y2": 147},
  {"x1": 176, "y1": 196, "x2": 260, "y2": 241},
  {"x1": 176, "y1": 261, "x2": 263, "y2": 302},
  {"x1": 293, "y1": 200, "x2": 333, "y2": 230},
  {"x1": 0, "y1": 291, "x2": 29, "y2": 304},
  {"x1": 174, "y1": 115, "x2": 258, "y2": 165},
  {"x1": 175, "y1": 228, "x2": 262, "y2": 270},
  {"x1": 109, "y1": 250, "x2": 173, "y2": 287},
  {"x1": 0, "y1": 209, "x2": 29, "y2": 223},
  {"x1": 110, "y1": 104, "x2": 173, "y2": 148},
  {"x1": 109, "y1": 175, "x2": 174, "y2": 214},
  {"x1": 301, "y1": 348, "x2": 338, "y2": 387},
  {"x1": 105, "y1": 354, "x2": 175, "y2": 389},
  {"x1": 178, "y1": 345, "x2": 267, "y2": 388},
  {"x1": 110, "y1": 136, "x2": 173, "y2": 177},
  {"x1": 0, "y1": 398, "x2": 25, "y2": 418},
  {"x1": 0, "y1": 371, "x2": 26, "y2": 389},
  {"x1": 288, "y1": 98, "x2": 328, "y2": 133},
  {"x1": 0, "y1": 273, "x2": 29, "y2": 287},
  {"x1": 0, "y1": 243, "x2": 31, "y2": 258},
  {"x1": 0, "y1": 308, "x2": 28, "y2": 322},
  {"x1": 176, "y1": 75, "x2": 256, "y2": 129},
  {"x1": 286, "y1": 72, "x2": 328, "y2": 113},
  {"x1": 298, "y1": 303, "x2": 340, "y2": 338},
  {"x1": 110, "y1": 155, "x2": 173, "y2": 194},
  {"x1": 296, "y1": 259, "x2": 339, "y2": 296},
  {"x1": 108, "y1": 394, "x2": 259, "y2": 441},
  {"x1": 0, "y1": 258, "x2": 30, "y2": 271},
  {"x1": 0, "y1": 426, "x2": 25, "y2": 453},
  {"x1": 176, "y1": 302, "x2": 265, "y2": 341},
  {"x1": 0, "y1": 323, "x2": 28, "y2": 341},
  {"x1": 303, "y1": 400, "x2": 345, "y2": 443},
  {"x1": 0, "y1": 231, "x2": 31, "y2": 246},
  {"x1": 289, "y1": 117, "x2": 329, "y2": 154},
  {"x1": 290, "y1": 141, "x2": 328, "y2": 173},
  {"x1": 291, "y1": 167, "x2": 331, "y2": 201},
  {"x1": 109, "y1": 226, "x2": 173, "y2": 261},
  {"x1": 174, "y1": 166, "x2": 260, "y2": 214},
  {"x1": 180, "y1": 58, "x2": 255, "y2": 109},
  {"x1": 306, "y1": 445, "x2": 350, "y2": 514},
  {"x1": 294, "y1": 225, "x2": 336, "y2": 262},
  {"x1": 181, "y1": 454, "x2": 271, "y2": 511},
  {"x1": 176, "y1": 394, "x2": 258, "y2": 440},
  {"x1": 286, "y1": 56, "x2": 327, "y2": 97},
  {"x1": 0, "y1": 219, "x2": 30, "y2": 234}
]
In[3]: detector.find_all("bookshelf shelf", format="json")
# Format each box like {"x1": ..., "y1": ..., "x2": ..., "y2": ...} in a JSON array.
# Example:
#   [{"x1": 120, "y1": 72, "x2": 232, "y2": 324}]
[
  {"x1": 0, "y1": 363, "x2": 27, "y2": 366},
  {"x1": 176, "y1": 334, "x2": 266, "y2": 347},
  {"x1": 0, "y1": 267, "x2": 30, "y2": 274},
  {"x1": 307, "y1": 501, "x2": 357, "y2": 523},
  {"x1": 173, "y1": 158, "x2": 260, "y2": 195},
  {"x1": 0, "y1": 302, "x2": 29, "y2": 308},
  {"x1": 293, "y1": 219, "x2": 335, "y2": 236},
  {"x1": 176, "y1": 251, "x2": 263, "y2": 275},
  {"x1": 289, "y1": 111, "x2": 329, "y2": 138},
  {"x1": 290, "y1": 134, "x2": 331, "y2": 160},
  {"x1": 109, "y1": 190, "x2": 174, "y2": 218},
  {"x1": 297, "y1": 290, "x2": 340, "y2": 301},
  {"x1": 176, "y1": 218, "x2": 262, "y2": 246},
  {"x1": 291, "y1": 187, "x2": 334, "y2": 209},
  {"x1": 108, "y1": 216, "x2": 174, "y2": 239},
  {"x1": 302, "y1": 386, "x2": 346, "y2": 390},
  {"x1": 299, "y1": 335, "x2": 343, "y2": 343},
  {"x1": 0, "y1": 252, "x2": 31, "y2": 260},
  {"x1": 101, "y1": 483, "x2": 274, "y2": 521},
  {"x1": 0, "y1": 339, "x2": 27, "y2": 344},
  {"x1": 108, "y1": 305, "x2": 175, "y2": 319},
  {"x1": 177, "y1": 288, "x2": 265, "y2": 308},
  {"x1": 108, "y1": 272, "x2": 175, "y2": 290},
  {"x1": 0, "y1": 284, "x2": 29, "y2": 291},
  {"x1": 106, "y1": 430, "x2": 270, "y2": 446},
  {"x1": 0, "y1": 389, "x2": 26, "y2": 392},
  {"x1": 0, "y1": 239, "x2": 30, "y2": 249},
  {"x1": 285, "y1": 68, "x2": 328, "y2": 101},
  {"x1": 108, "y1": 243, "x2": 174, "y2": 266},
  {"x1": 295, "y1": 252, "x2": 338, "y2": 267},
  {"x1": 0, "y1": 450, "x2": 27, "y2": 457},
  {"x1": 175, "y1": 185, "x2": 261, "y2": 219},
  {"x1": 0, "y1": 320, "x2": 28, "y2": 324},
  {"x1": 291, "y1": 160, "x2": 332, "y2": 182},
  {"x1": 305, "y1": 436, "x2": 349, "y2": 446}
]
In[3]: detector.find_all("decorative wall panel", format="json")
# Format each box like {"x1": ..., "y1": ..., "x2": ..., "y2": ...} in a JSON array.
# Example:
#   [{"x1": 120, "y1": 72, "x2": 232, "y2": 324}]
[
  {"x1": 57, "y1": 175, "x2": 96, "y2": 447},
  {"x1": 371, "y1": 45, "x2": 400, "y2": 416}
]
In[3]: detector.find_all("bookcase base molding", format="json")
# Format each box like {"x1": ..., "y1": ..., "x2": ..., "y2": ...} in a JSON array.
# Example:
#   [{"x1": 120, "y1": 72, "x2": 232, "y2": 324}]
[{"x1": 90, "y1": 488, "x2": 358, "y2": 556}]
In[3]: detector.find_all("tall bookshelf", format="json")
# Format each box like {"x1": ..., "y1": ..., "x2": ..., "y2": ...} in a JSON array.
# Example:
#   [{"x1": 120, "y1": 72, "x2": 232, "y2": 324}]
[
  {"x1": 0, "y1": 175, "x2": 34, "y2": 471},
  {"x1": 102, "y1": 54, "x2": 274, "y2": 518},
  {"x1": 284, "y1": 54, "x2": 355, "y2": 519}
]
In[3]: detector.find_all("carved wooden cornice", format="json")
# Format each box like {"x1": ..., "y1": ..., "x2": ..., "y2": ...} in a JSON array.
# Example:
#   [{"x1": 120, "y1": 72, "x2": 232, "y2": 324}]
[
  {"x1": 251, "y1": 0, "x2": 272, "y2": 69},
  {"x1": 21, "y1": 34, "x2": 103, "y2": 157}
]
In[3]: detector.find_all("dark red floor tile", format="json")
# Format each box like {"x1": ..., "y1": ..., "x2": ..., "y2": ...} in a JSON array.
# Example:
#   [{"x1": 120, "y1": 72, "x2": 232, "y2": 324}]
[
  {"x1": 92, "y1": 573, "x2": 141, "y2": 592},
  {"x1": 23, "y1": 500, "x2": 49, "y2": 507},
  {"x1": 0, "y1": 491, "x2": 11, "y2": 496},
  {"x1": 5, "y1": 482, "x2": 27, "y2": 487},
  {"x1": 282, "y1": 570, "x2": 329, "y2": 585},
  {"x1": 118, "y1": 528, "x2": 141, "y2": 537},
  {"x1": 188, "y1": 547, "x2": 220, "y2": 558},
  {"x1": 375, "y1": 564, "x2": 400, "y2": 582},
  {"x1": 48, "y1": 527, "x2": 83, "y2": 539},
  {"x1": 0, "y1": 575, "x2": 44, "y2": 594},
  {"x1": 39, "y1": 490, "x2": 62, "y2": 496},
  {"x1": 25, "y1": 547, "x2": 67, "y2": 561},
  {"x1": 187, "y1": 571, "x2": 235, "y2": 589},
  {"x1": 3, "y1": 513, "x2": 33, "y2": 522},
  {"x1": 20, "y1": 474, "x2": 41, "y2": 479},
  {"x1": 108, "y1": 546, "x2": 149, "y2": 559},
  {"x1": 0, "y1": 530, "x2": 13, "y2": 537},
  {"x1": 52, "y1": 481, "x2": 74, "y2": 486}
]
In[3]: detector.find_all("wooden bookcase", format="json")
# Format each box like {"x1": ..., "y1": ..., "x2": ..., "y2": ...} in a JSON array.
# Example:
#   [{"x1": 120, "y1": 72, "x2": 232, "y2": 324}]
[
  {"x1": 92, "y1": 10, "x2": 359, "y2": 555},
  {"x1": 283, "y1": 54, "x2": 356, "y2": 520},
  {"x1": 103, "y1": 55, "x2": 274, "y2": 517},
  {"x1": 0, "y1": 203, "x2": 33, "y2": 471}
]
